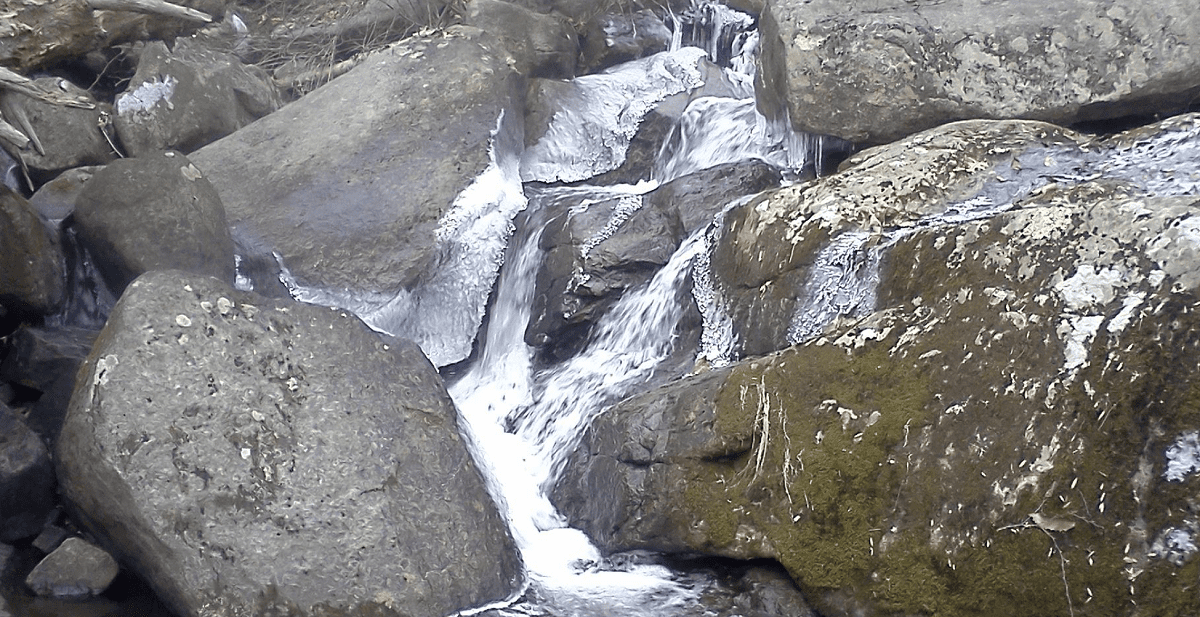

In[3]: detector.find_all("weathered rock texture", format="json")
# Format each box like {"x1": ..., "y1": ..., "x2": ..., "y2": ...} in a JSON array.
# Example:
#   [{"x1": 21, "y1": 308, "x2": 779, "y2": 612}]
[
  {"x1": 190, "y1": 25, "x2": 524, "y2": 297},
  {"x1": 114, "y1": 39, "x2": 281, "y2": 157},
  {"x1": 25, "y1": 537, "x2": 119, "y2": 599},
  {"x1": 758, "y1": 0, "x2": 1200, "y2": 144},
  {"x1": 73, "y1": 150, "x2": 235, "y2": 292},
  {"x1": 556, "y1": 115, "x2": 1200, "y2": 616},
  {"x1": 56, "y1": 270, "x2": 522, "y2": 617}
]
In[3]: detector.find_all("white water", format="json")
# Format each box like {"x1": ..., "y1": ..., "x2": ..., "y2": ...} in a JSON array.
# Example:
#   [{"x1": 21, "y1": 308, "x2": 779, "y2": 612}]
[
  {"x1": 450, "y1": 200, "x2": 707, "y2": 613},
  {"x1": 269, "y1": 3, "x2": 815, "y2": 612}
]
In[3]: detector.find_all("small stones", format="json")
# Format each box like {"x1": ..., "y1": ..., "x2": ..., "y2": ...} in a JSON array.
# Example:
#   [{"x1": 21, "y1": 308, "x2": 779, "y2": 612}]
[
  {"x1": 176, "y1": 314, "x2": 193, "y2": 327},
  {"x1": 25, "y1": 537, "x2": 119, "y2": 600}
]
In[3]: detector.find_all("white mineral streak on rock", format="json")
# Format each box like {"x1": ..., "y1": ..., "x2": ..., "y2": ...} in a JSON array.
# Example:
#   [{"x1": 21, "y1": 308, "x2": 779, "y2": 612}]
[
  {"x1": 1151, "y1": 527, "x2": 1199, "y2": 566},
  {"x1": 116, "y1": 76, "x2": 178, "y2": 116},
  {"x1": 1164, "y1": 431, "x2": 1200, "y2": 482},
  {"x1": 1107, "y1": 291, "x2": 1146, "y2": 334},
  {"x1": 520, "y1": 48, "x2": 707, "y2": 183}
]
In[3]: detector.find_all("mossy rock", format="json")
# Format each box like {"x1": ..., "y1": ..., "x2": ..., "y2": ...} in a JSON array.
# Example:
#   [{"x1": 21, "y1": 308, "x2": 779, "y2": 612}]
[{"x1": 555, "y1": 114, "x2": 1200, "y2": 616}]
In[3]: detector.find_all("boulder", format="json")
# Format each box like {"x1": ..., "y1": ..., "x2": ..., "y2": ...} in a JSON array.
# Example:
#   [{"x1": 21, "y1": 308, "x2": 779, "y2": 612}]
[
  {"x1": 464, "y1": 0, "x2": 578, "y2": 79},
  {"x1": 707, "y1": 119, "x2": 1092, "y2": 359},
  {"x1": 0, "y1": 77, "x2": 117, "y2": 179},
  {"x1": 757, "y1": 0, "x2": 1200, "y2": 144},
  {"x1": 555, "y1": 115, "x2": 1200, "y2": 616},
  {"x1": 526, "y1": 190, "x2": 684, "y2": 361},
  {"x1": 73, "y1": 150, "x2": 235, "y2": 293},
  {"x1": 578, "y1": 8, "x2": 673, "y2": 74},
  {"x1": 190, "y1": 25, "x2": 526, "y2": 367},
  {"x1": 0, "y1": 184, "x2": 64, "y2": 320},
  {"x1": 646, "y1": 160, "x2": 781, "y2": 232},
  {"x1": 28, "y1": 166, "x2": 99, "y2": 225},
  {"x1": 25, "y1": 537, "x2": 119, "y2": 599},
  {"x1": 0, "y1": 403, "x2": 56, "y2": 542},
  {"x1": 114, "y1": 39, "x2": 282, "y2": 157},
  {"x1": 56, "y1": 270, "x2": 522, "y2": 617},
  {"x1": 0, "y1": 325, "x2": 101, "y2": 443}
]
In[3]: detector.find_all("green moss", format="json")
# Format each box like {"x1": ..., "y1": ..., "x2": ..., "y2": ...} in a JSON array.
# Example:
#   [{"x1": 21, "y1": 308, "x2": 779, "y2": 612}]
[{"x1": 706, "y1": 340, "x2": 934, "y2": 598}]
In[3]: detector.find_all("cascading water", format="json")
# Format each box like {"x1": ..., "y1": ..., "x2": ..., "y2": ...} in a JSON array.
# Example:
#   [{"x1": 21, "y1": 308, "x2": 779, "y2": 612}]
[{"x1": 268, "y1": 2, "x2": 825, "y2": 614}]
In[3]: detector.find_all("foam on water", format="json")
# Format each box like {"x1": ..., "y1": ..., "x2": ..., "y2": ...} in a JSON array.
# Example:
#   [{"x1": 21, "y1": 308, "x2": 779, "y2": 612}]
[{"x1": 450, "y1": 186, "x2": 709, "y2": 614}]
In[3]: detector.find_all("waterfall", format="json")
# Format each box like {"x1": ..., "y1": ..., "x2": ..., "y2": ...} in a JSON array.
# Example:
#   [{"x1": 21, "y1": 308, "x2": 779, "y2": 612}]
[{"x1": 263, "y1": 1, "x2": 832, "y2": 613}]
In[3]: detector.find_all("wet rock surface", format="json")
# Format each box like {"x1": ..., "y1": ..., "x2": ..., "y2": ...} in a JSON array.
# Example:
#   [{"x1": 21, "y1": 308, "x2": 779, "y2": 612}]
[
  {"x1": 73, "y1": 150, "x2": 235, "y2": 293},
  {"x1": 758, "y1": 0, "x2": 1200, "y2": 144},
  {"x1": 527, "y1": 190, "x2": 684, "y2": 361},
  {"x1": 56, "y1": 270, "x2": 522, "y2": 617},
  {"x1": 556, "y1": 114, "x2": 1200, "y2": 616}
]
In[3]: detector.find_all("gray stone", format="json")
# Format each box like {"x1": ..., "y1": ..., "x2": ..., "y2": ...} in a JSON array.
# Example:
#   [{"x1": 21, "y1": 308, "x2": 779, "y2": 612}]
[
  {"x1": 74, "y1": 150, "x2": 235, "y2": 293},
  {"x1": 114, "y1": 39, "x2": 282, "y2": 157},
  {"x1": 189, "y1": 25, "x2": 524, "y2": 337},
  {"x1": 25, "y1": 537, "x2": 119, "y2": 600},
  {"x1": 464, "y1": 0, "x2": 578, "y2": 78},
  {"x1": 555, "y1": 114, "x2": 1200, "y2": 617},
  {"x1": 32, "y1": 523, "x2": 69, "y2": 554},
  {"x1": 757, "y1": 0, "x2": 1200, "y2": 144},
  {"x1": 579, "y1": 8, "x2": 673, "y2": 74},
  {"x1": 0, "y1": 404, "x2": 55, "y2": 542},
  {"x1": 28, "y1": 166, "x2": 99, "y2": 225},
  {"x1": 526, "y1": 191, "x2": 684, "y2": 361},
  {"x1": 0, "y1": 325, "x2": 100, "y2": 393},
  {"x1": 0, "y1": 78, "x2": 117, "y2": 178},
  {"x1": 0, "y1": 184, "x2": 64, "y2": 318},
  {"x1": 57, "y1": 270, "x2": 522, "y2": 617},
  {"x1": 646, "y1": 160, "x2": 781, "y2": 233}
]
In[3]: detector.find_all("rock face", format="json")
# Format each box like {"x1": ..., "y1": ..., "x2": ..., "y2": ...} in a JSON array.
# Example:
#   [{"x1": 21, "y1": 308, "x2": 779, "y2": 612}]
[
  {"x1": 56, "y1": 270, "x2": 522, "y2": 617},
  {"x1": 526, "y1": 190, "x2": 685, "y2": 361},
  {"x1": 758, "y1": 0, "x2": 1200, "y2": 144},
  {"x1": 73, "y1": 150, "x2": 235, "y2": 293},
  {"x1": 190, "y1": 25, "x2": 524, "y2": 299},
  {"x1": 0, "y1": 184, "x2": 63, "y2": 319},
  {"x1": 114, "y1": 39, "x2": 282, "y2": 157},
  {"x1": 556, "y1": 114, "x2": 1200, "y2": 616}
]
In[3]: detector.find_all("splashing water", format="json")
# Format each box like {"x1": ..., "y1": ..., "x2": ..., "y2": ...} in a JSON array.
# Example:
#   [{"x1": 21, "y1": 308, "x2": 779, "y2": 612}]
[{"x1": 450, "y1": 185, "x2": 711, "y2": 614}]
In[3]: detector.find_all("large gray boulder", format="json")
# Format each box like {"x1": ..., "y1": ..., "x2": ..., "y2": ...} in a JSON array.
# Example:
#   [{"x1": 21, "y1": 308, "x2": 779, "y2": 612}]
[
  {"x1": 190, "y1": 25, "x2": 526, "y2": 367},
  {"x1": 74, "y1": 150, "x2": 235, "y2": 293},
  {"x1": 190, "y1": 25, "x2": 524, "y2": 299},
  {"x1": 556, "y1": 114, "x2": 1200, "y2": 616},
  {"x1": 758, "y1": 0, "x2": 1200, "y2": 144},
  {"x1": 56, "y1": 270, "x2": 522, "y2": 617}
]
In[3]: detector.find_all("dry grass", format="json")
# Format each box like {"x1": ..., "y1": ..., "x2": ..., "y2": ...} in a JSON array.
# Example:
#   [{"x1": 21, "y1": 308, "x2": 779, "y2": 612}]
[{"x1": 235, "y1": 0, "x2": 466, "y2": 95}]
